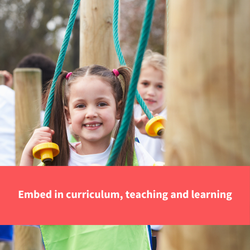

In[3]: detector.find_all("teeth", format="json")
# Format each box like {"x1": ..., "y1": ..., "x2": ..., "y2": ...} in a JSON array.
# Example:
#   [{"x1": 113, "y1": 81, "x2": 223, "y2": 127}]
[{"x1": 85, "y1": 123, "x2": 101, "y2": 127}]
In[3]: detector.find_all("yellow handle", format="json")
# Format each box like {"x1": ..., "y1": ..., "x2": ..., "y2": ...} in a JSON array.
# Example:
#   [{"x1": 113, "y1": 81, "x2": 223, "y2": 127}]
[
  {"x1": 145, "y1": 116, "x2": 166, "y2": 137},
  {"x1": 33, "y1": 142, "x2": 60, "y2": 164}
]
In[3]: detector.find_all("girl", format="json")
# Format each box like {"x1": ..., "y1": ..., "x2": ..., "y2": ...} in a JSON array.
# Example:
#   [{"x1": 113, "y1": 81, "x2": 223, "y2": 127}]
[
  {"x1": 134, "y1": 50, "x2": 166, "y2": 244},
  {"x1": 20, "y1": 65, "x2": 154, "y2": 250},
  {"x1": 134, "y1": 50, "x2": 166, "y2": 163},
  {"x1": 20, "y1": 64, "x2": 155, "y2": 166}
]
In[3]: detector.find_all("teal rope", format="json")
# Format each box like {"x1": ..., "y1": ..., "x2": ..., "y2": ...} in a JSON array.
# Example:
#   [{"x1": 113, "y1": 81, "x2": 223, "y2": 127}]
[
  {"x1": 112, "y1": 0, "x2": 126, "y2": 66},
  {"x1": 107, "y1": 0, "x2": 156, "y2": 166},
  {"x1": 112, "y1": 0, "x2": 153, "y2": 120},
  {"x1": 43, "y1": 0, "x2": 80, "y2": 127}
]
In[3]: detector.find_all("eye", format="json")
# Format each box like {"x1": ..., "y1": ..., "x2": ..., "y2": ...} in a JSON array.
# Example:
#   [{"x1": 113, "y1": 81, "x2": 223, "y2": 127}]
[
  {"x1": 76, "y1": 104, "x2": 85, "y2": 108},
  {"x1": 98, "y1": 102, "x2": 108, "y2": 107},
  {"x1": 157, "y1": 84, "x2": 163, "y2": 89},
  {"x1": 141, "y1": 81, "x2": 149, "y2": 86}
]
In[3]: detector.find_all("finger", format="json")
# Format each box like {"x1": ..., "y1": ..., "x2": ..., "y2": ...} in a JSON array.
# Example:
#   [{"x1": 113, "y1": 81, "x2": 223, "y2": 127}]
[{"x1": 36, "y1": 127, "x2": 54, "y2": 135}]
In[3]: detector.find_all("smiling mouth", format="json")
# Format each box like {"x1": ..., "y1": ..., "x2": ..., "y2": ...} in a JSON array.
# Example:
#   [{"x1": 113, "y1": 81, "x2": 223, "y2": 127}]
[
  {"x1": 145, "y1": 99, "x2": 156, "y2": 103},
  {"x1": 83, "y1": 123, "x2": 102, "y2": 127}
]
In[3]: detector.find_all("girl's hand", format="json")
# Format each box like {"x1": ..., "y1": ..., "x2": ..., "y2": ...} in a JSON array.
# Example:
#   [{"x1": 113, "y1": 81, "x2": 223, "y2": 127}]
[
  {"x1": 20, "y1": 127, "x2": 55, "y2": 166},
  {"x1": 134, "y1": 114, "x2": 149, "y2": 135},
  {"x1": 134, "y1": 112, "x2": 162, "y2": 137}
]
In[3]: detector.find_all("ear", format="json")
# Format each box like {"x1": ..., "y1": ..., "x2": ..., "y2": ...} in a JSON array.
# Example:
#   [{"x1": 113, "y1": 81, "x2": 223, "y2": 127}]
[
  {"x1": 64, "y1": 106, "x2": 72, "y2": 124},
  {"x1": 115, "y1": 101, "x2": 122, "y2": 120}
]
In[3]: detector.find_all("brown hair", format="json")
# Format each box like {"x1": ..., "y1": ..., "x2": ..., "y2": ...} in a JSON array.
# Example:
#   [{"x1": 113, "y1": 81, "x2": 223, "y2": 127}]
[{"x1": 44, "y1": 65, "x2": 134, "y2": 166}]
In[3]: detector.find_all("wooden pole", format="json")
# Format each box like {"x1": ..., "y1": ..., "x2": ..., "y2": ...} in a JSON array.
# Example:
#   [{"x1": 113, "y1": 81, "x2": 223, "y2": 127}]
[
  {"x1": 164, "y1": 0, "x2": 250, "y2": 166},
  {"x1": 160, "y1": 0, "x2": 250, "y2": 249},
  {"x1": 80, "y1": 0, "x2": 118, "y2": 69},
  {"x1": 159, "y1": 226, "x2": 250, "y2": 250},
  {"x1": 14, "y1": 68, "x2": 42, "y2": 166},
  {"x1": 0, "y1": 74, "x2": 4, "y2": 85},
  {"x1": 14, "y1": 68, "x2": 42, "y2": 250},
  {"x1": 14, "y1": 226, "x2": 42, "y2": 250}
]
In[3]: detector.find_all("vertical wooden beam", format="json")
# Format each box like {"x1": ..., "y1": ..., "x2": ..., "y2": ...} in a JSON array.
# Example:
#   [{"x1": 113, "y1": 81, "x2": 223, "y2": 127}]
[
  {"x1": 164, "y1": 0, "x2": 250, "y2": 166},
  {"x1": 14, "y1": 68, "x2": 42, "y2": 166},
  {"x1": 159, "y1": 226, "x2": 250, "y2": 250},
  {"x1": 161, "y1": 0, "x2": 250, "y2": 249},
  {"x1": 80, "y1": 0, "x2": 118, "y2": 69},
  {"x1": 14, "y1": 68, "x2": 42, "y2": 249},
  {"x1": 14, "y1": 226, "x2": 42, "y2": 250}
]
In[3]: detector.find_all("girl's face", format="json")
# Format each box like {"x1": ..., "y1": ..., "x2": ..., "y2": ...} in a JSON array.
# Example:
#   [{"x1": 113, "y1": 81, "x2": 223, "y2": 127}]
[
  {"x1": 65, "y1": 76, "x2": 120, "y2": 148},
  {"x1": 137, "y1": 66, "x2": 164, "y2": 114}
]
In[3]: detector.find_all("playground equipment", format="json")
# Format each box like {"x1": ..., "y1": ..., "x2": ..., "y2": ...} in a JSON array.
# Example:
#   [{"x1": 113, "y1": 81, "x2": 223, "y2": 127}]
[
  {"x1": 14, "y1": 68, "x2": 42, "y2": 166},
  {"x1": 112, "y1": 0, "x2": 166, "y2": 138},
  {"x1": 14, "y1": 69, "x2": 43, "y2": 250},
  {"x1": 32, "y1": 0, "x2": 164, "y2": 165},
  {"x1": 33, "y1": 142, "x2": 59, "y2": 163},
  {"x1": 15, "y1": 0, "x2": 157, "y2": 249},
  {"x1": 145, "y1": 116, "x2": 165, "y2": 137},
  {"x1": 13, "y1": 0, "x2": 250, "y2": 249},
  {"x1": 161, "y1": 0, "x2": 250, "y2": 249}
]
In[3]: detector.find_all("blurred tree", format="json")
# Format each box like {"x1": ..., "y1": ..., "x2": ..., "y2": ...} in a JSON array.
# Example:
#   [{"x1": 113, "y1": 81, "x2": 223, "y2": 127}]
[
  {"x1": 0, "y1": 0, "x2": 79, "y2": 73},
  {"x1": 120, "y1": 0, "x2": 165, "y2": 67},
  {"x1": 0, "y1": 0, "x2": 165, "y2": 73}
]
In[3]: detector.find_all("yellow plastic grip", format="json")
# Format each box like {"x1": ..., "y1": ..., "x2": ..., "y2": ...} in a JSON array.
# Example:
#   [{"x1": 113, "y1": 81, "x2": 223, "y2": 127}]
[
  {"x1": 145, "y1": 116, "x2": 166, "y2": 137},
  {"x1": 153, "y1": 161, "x2": 165, "y2": 166},
  {"x1": 33, "y1": 142, "x2": 60, "y2": 164}
]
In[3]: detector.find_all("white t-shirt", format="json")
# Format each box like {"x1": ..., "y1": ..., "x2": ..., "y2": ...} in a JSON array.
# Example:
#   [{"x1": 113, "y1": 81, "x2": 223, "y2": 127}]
[
  {"x1": 0, "y1": 86, "x2": 15, "y2": 165},
  {"x1": 68, "y1": 138, "x2": 155, "y2": 166},
  {"x1": 134, "y1": 104, "x2": 167, "y2": 162}
]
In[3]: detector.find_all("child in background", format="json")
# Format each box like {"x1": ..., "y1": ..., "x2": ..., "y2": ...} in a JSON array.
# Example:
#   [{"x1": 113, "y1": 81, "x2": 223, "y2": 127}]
[
  {"x1": 134, "y1": 50, "x2": 166, "y2": 163},
  {"x1": 20, "y1": 65, "x2": 154, "y2": 250},
  {"x1": 134, "y1": 50, "x2": 166, "y2": 248}
]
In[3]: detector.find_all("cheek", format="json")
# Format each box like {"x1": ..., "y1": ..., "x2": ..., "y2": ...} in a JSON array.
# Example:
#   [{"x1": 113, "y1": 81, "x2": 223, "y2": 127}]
[
  {"x1": 137, "y1": 85, "x2": 146, "y2": 96},
  {"x1": 157, "y1": 91, "x2": 164, "y2": 104},
  {"x1": 102, "y1": 108, "x2": 116, "y2": 122}
]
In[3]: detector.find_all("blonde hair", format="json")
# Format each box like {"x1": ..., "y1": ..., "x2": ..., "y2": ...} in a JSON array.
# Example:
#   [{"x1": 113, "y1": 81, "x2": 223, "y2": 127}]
[{"x1": 141, "y1": 50, "x2": 166, "y2": 73}]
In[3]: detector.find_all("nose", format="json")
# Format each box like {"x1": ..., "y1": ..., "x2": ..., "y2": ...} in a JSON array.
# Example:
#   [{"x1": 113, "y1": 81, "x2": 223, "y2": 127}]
[
  {"x1": 85, "y1": 105, "x2": 97, "y2": 119},
  {"x1": 147, "y1": 86, "x2": 155, "y2": 97}
]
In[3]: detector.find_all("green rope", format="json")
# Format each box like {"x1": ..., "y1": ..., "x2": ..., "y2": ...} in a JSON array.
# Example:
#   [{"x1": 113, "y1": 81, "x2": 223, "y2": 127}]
[
  {"x1": 43, "y1": 0, "x2": 80, "y2": 127},
  {"x1": 112, "y1": 0, "x2": 126, "y2": 66},
  {"x1": 107, "y1": 0, "x2": 156, "y2": 166},
  {"x1": 112, "y1": 0, "x2": 153, "y2": 120}
]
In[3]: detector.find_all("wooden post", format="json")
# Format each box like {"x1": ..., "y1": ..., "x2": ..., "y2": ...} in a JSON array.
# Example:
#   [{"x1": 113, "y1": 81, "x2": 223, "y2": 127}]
[
  {"x1": 14, "y1": 226, "x2": 42, "y2": 250},
  {"x1": 164, "y1": 0, "x2": 250, "y2": 166},
  {"x1": 0, "y1": 74, "x2": 4, "y2": 85},
  {"x1": 80, "y1": 0, "x2": 118, "y2": 69},
  {"x1": 14, "y1": 68, "x2": 42, "y2": 249},
  {"x1": 160, "y1": 1, "x2": 250, "y2": 250},
  {"x1": 159, "y1": 226, "x2": 250, "y2": 250},
  {"x1": 14, "y1": 68, "x2": 42, "y2": 166}
]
